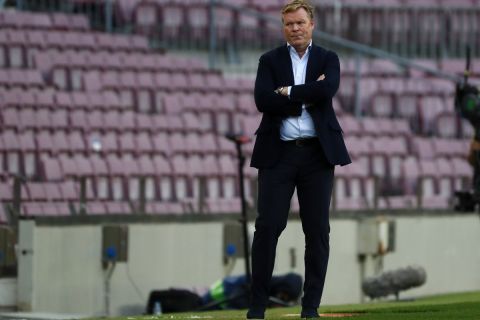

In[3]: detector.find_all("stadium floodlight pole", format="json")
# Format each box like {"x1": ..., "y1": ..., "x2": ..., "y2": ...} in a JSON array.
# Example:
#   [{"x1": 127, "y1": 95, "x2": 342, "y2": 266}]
[{"x1": 225, "y1": 133, "x2": 252, "y2": 284}]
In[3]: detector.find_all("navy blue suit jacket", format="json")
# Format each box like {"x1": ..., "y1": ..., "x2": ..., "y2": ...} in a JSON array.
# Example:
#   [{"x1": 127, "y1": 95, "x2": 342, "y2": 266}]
[{"x1": 250, "y1": 43, "x2": 352, "y2": 169}]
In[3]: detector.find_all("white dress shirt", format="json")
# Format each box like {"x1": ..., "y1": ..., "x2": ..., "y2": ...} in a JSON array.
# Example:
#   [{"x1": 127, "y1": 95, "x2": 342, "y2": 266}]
[{"x1": 280, "y1": 41, "x2": 316, "y2": 141}]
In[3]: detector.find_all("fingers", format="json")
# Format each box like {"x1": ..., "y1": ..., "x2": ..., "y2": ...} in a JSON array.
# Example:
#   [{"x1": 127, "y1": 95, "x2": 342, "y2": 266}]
[{"x1": 317, "y1": 74, "x2": 325, "y2": 81}]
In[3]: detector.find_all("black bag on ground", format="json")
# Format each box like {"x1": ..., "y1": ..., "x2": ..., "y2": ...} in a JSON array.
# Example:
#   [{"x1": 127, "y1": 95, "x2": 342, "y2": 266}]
[{"x1": 146, "y1": 288, "x2": 202, "y2": 314}]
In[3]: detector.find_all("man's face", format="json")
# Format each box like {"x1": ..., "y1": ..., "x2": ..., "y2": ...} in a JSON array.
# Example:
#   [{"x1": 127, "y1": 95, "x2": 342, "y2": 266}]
[{"x1": 282, "y1": 8, "x2": 314, "y2": 52}]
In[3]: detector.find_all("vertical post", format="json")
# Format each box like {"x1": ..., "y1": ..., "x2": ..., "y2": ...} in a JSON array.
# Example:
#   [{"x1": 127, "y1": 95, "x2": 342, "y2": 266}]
[
  {"x1": 17, "y1": 220, "x2": 35, "y2": 311},
  {"x1": 79, "y1": 177, "x2": 87, "y2": 215},
  {"x1": 234, "y1": 141, "x2": 252, "y2": 284},
  {"x1": 353, "y1": 52, "x2": 362, "y2": 118},
  {"x1": 12, "y1": 176, "x2": 22, "y2": 227},
  {"x1": 105, "y1": 0, "x2": 113, "y2": 33},
  {"x1": 208, "y1": 0, "x2": 217, "y2": 70},
  {"x1": 138, "y1": 176, "x2": 146, "y2": 215}
]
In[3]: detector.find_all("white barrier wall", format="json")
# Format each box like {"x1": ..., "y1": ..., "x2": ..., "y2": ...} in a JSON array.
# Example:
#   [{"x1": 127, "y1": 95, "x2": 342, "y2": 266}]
[{"x1": 16, "y1": 213, "x2": 480, "y2": 316}]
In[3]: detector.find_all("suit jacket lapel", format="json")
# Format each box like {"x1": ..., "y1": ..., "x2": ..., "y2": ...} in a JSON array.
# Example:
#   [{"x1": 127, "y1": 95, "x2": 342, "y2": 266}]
[
  {"x1": 280, "y1": 44, "x2": 295, "y2": 85},
  {"x1": 305, "y1": 44, "x2": 320, "y2": 83}
]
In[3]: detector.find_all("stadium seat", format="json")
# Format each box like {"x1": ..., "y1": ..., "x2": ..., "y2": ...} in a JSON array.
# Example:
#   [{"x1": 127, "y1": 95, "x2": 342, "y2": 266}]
[
  {"x1": 153, "y1": 155, "x2": 174, "y2": 201},
  {"x1": 434, "y1": 112, "x2": 460, "y2": 138}
]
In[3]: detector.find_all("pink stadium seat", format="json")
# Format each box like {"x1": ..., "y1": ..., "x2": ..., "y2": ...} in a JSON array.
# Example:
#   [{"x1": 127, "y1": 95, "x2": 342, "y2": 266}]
[
  {"x1": 133, "y1": 1, "x2": 160, "y2": 36},
  {"x1": 2, "y1": 130, "x2": 21, "y2": 174},
  {"x1": 21, "y1": 202, "x2": 47, "y2": 217},
  {"x1": 118, "y1": 132, "x2": 136, "y2": 154},
  {"x1": 369, "y1": 59, "x2": 401, "y2": 76},
  {"x1": 18, "y1": 108, "x2": 37, "y2": 130},
  {"x1": 85, "y1": 202, "x2": 107, "y2": 215},
  {"x1": 419, "y1": 96, "x2": 447, "y2": 134},
  {"x1": 396, "y1": 93, "x2": 418, "y2": 124},
  {"x1": 218, "y1": 154, "x2": 238, "y2": 199},
  {"x1": 171, "y1": 154, "x2": 192, "y2": 201},
  {"x1": 440, "y1": 59, "x2": 466, "y2": 76},
  {"x1": 451, "y1": 157, "x2": 472, "y2": 191},
  {"x1": 183, "y1": 112, "x2": 211, "y2": 132},
  {"x1": 24, "y1": 182, "x2": 48, "y2": 201},
  {"x1": 188, "y1": 73, "x2": 207, "y2": 92},
  {"x1": 2, "y1": 109, "x2": 20, "y2": 130},
  {"x1": 59, "y1": 155, "x2": 78, "y2": 178},
  {"x1": 153, "y1": 154, "x2": 174, "y2": 201},
  {"x1": 419, "y1": 160, "x2": 438, "y2": 200},
  {"x1": 37, "y1": 88, "x2": 56, "y2": 109},
  {"x1": 205, "y1": 73, "x2": 225, "y2": 92},
  {"x1": 51, "y1": 131, "x2": 71, "y2": 154},
  {"x1": 152, "y1": 132, "x2": 171, "y2": 156},
  {"x1": 145, "y1": 201, "x2": 184, "y2": 215},
  {"x1": 170, "y1": 73, "x2": 189, "y2": 91},
  {"x1": 5, "y1": 30, "x2": 27, "y2": 68},
  {"x1": 205, "y1": 198, "x2": 242, "y2": 214},
  {"x1": 89, "y1": 155, "x2": 110, "y2": 199},
  {"x1": 41, "y1": 156, "x2": 63, "y2": 181},
  {"x1": 434, "y1": 112, "x2": 459, "y2": 138},
  {"x1": 370, "y1": 94, "x2": 394, "y2": 117},
  {"x1": 136, "y1": 114, "x2": 154, "y2": 132},
  {"x1": 30, "y1": 109, "x2": 49, "y2": 131},
  {"x1": 51, "y1": 109, "x2": 69, "y2": 130},
  {"x1": 44, "y1": 182, "x2": 66, "y2": 202},
  {"x1": 70, "y1": 109, "x2": 89, "y2": 131},
  {"x1": 0, "y1": 183, "x2": 13, "y2": 202},
  {"x1": 135, "y1": 132, "x2": 154, "y2": 154},
  {"x1": 18, "y1": 131, "x2": 37, "y2": 177},
  {"x1": 104, "y1": 201, "x2": 131, "y2": 215},
  {"x1": 412, "y1": 137, "x2": 435, "y2": 159},
  {"x1": 103, "y1": 110, "x2": 122, "y2": 131},
  {"x1": 338, "y1": 115, "x2": 363, "y2": 136},
  {"x1": 55, "y1": 91, "x2": 74, "y2": 109},
  {"x1": 391, "y1": 118, "x2": 412, "y2": 136},
  {"x1": 401, "y1": 156, "x2": 420, "y2": 195},
  {"x1": 136, "y1": 155, "x2": 157, "y2": 200},
  {"x1": 86, "y1": 110, "x2": 105, "y2": 131},
  {"x1": 344, "y1": 135, "x2": 372, "y2": 159},
  {"x1": 435, "y1": 157, "x2": 454, "y2": 198}
]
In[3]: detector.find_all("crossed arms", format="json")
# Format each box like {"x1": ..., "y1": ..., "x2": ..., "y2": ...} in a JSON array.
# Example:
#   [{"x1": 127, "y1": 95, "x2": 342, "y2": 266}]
[{"x1": 254, "y1": 50, "x2": 340, "y2": 117}]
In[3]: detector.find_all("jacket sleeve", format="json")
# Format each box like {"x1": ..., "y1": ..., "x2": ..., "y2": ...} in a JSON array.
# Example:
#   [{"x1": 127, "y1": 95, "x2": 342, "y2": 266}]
[
  {"x1": 254, "y1": 54, "x2": 302, "y2": 117},
  {"x1": 289, "y1": 50, "x2": 340, "y2": 105}
]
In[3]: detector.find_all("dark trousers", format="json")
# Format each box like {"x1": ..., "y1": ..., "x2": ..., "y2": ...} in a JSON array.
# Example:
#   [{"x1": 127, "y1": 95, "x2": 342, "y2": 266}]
[{"x1": 250, "y1": 139, "x2": 334, "y2": 310}]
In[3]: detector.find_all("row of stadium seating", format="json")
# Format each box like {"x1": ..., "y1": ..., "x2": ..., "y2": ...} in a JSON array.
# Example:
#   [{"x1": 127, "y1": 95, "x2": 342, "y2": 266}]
[
  {"x1": 0, "y1": 7, "x2": 476, "y2": 224},
  {"x1": 0, "y1": 9, "x2": 90, "y2": 30},
  {"x1": 8, "y1": 0, "x2": 480, "y2": 57}
]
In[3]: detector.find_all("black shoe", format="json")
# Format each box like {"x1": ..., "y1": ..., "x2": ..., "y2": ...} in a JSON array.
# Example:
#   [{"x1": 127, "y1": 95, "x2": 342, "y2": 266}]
[
  {"x1": 246, "y1": 308, "x2": 265, "y2": 319},
  {"x1": 300, "y1": 308, "x2": 320, "y2": 319}
]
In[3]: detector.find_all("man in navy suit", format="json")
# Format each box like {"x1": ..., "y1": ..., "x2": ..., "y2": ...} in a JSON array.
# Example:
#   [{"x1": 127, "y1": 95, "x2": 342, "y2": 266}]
[{"x1": 246, "y1": 1, "x2": 351, "y2": 319}]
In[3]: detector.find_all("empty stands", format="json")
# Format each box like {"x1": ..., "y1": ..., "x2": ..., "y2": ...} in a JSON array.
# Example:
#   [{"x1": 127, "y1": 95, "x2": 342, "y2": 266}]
[{"x1": 0, "y1": 5, "x2": 477, "y2": 224}]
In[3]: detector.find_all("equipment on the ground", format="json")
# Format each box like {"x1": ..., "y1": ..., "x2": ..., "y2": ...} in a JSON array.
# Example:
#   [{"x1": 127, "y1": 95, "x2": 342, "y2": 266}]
[
  {"x1": 145, "y1": 273, "x2": 303, "y2": 314},
  {"x1": 362, "y1": 265, "x2": 427, "y2": 300}
]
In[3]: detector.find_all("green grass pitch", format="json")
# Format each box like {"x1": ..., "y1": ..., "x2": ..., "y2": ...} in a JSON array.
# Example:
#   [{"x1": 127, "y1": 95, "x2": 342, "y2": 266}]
[{"x1": 87, "y1": 291, "x2": 480, "y2": 320}]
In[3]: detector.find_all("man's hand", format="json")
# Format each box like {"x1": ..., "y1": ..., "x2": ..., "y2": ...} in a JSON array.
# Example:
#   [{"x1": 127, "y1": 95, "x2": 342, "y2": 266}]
[
  {"x1": 317, "y1": 74, "x2": 325, "y2": 81},
  {"x1": 274, "y1": 86, "x2": 289, "y2": 96}
]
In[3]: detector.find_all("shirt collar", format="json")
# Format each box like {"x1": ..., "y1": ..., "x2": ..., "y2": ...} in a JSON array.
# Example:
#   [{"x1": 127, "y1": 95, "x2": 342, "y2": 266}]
[{"x1": 286, "y1": 40, "x2": 313, "y2": 55}]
